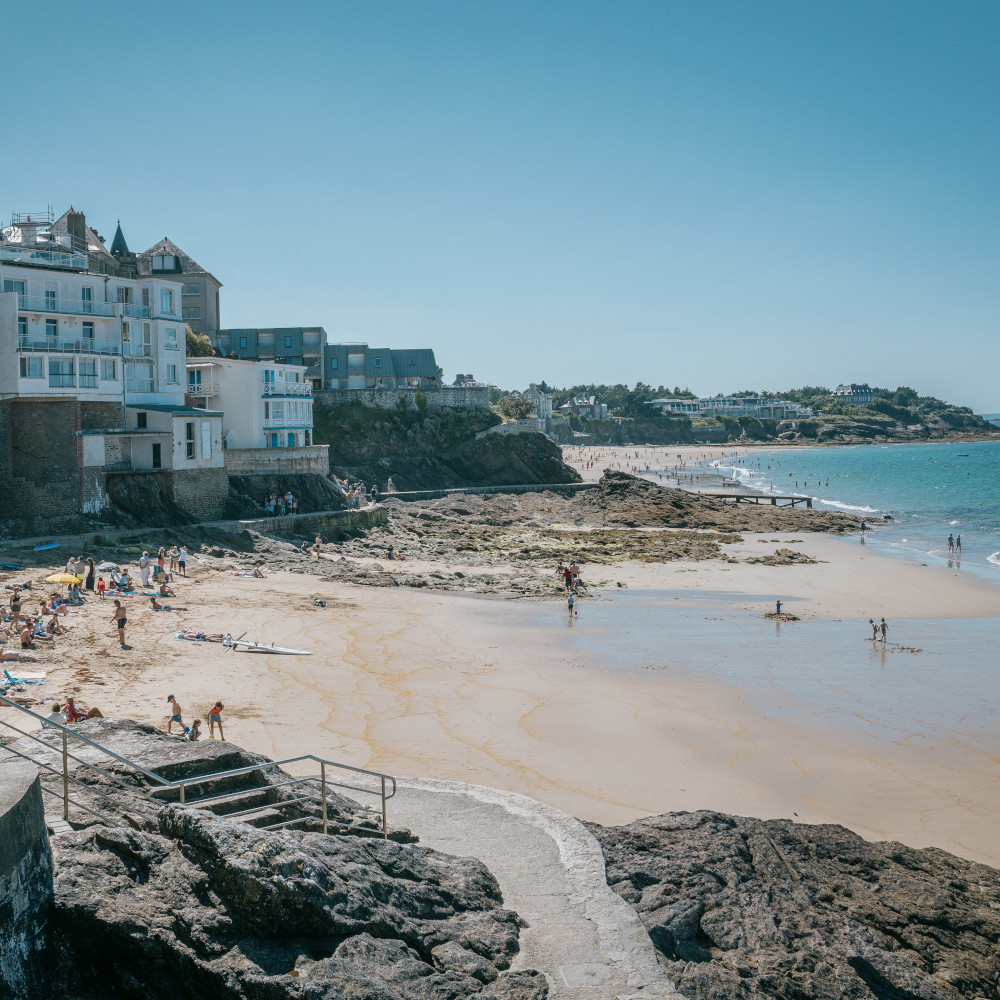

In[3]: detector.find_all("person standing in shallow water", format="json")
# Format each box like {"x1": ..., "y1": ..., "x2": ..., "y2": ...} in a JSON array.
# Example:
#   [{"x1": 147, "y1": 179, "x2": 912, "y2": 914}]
[
  {"x1": 955, "y1": 535, "x2": 962, "y2": 555},
  {"x1": 879, "y1": 617, "x2": 888, "y2": 643},
  {"x1": 948, "y1": 533, "x2": 954, "y2": 554}
]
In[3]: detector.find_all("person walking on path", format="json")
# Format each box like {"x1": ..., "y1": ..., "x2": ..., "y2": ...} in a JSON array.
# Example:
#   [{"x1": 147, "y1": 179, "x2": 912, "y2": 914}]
[
  {"x1": 208, "y1": 701, "x2": 225, "y2": 740},
  {"x1": 879, "y1": 617, "x2": 888, "y2": 643},
  {"x1": 166, "y1": 694, "x2": 184, "y2": 734},
  {"x1": 111, "y1": 599, "x2": 127, "y2": 647}
]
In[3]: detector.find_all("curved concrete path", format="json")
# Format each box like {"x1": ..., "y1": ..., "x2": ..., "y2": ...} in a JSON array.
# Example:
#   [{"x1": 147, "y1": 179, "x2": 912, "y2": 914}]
[{"x1": 393, "y1": 778, "x2": 676, "y2": 999}]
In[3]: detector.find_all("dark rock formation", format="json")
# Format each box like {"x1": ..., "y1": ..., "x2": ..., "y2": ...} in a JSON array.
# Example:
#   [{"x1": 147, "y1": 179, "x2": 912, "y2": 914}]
[
  {"x1": 50, "y1": 807, "x2": 547, "y2": 999},
  {"x1": 592, "y1": 811, "x2": 1000, "y2": 1000}
]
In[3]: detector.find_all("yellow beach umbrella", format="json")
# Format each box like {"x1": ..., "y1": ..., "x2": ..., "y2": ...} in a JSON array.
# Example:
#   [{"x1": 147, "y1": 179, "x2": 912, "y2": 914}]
[{"x1": 45, "y1": 573, "x2": 82, "y2": 585}]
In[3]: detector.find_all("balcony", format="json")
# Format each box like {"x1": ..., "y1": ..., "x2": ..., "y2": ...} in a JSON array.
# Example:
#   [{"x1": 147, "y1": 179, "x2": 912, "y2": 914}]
[
  {"x1": 263, "y1": 417, "x2": 312, "y2": 429},
  {"x1": 18, "y1": 335, "x2": 121, "y2": 357},
  {"x1": 262, "y1": 381, "x2": 312, "y2": 397},
  {"x1": 121, "y1": 304, "x2": 150, "y2": 318},
  {"x1": 126, "y1": 378, "x2": 155, "y2": 394},
  {"x1": 0, "y1": 245, "x2": 88, "y2": 270},
  {"x1": 123, "y1": 342, "x2": 153, "y2": 359},
  {"x1": 17, "y1": 294, "x2": 115, "y2": 317},
  {"x1": 187, "y1": 381, "x2": 221, "y2": 397}
]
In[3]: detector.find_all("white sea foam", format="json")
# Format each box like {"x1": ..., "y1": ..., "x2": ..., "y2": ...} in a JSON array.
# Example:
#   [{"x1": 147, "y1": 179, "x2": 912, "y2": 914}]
[
  {"x1": 987, "y1": 551, "x2": 1000, "y2": 568},
  {"x1": 815, "y1": 498, "x2": 880, "y2": 514}
]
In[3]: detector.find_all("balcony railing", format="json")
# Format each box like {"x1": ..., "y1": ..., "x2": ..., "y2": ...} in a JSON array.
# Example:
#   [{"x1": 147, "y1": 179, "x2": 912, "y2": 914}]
[
  {"x1": 121, "y1": 304, "x2": 150, "y2": 318},
  {"x1": 126, "y1": 378, "x2": 155, "y2": 394},
  {"x1": 187, "y1": 381, "x2": 221, "y2": 396},
  {"x1": 0, "y1": 246, "x2": 88, "y2": 270},
  {"x1": 263, "y1": 381, "x2": 312, "y2": 396},
  {"x1": 123, "y1": 342, "x2": 152, "y2": 358},
  {"x1": 16, "y1": 294, "x2": 115, "y2": 317},
  {"x1": 18, "y1": 335, "x2": 121, "y2": 357}
]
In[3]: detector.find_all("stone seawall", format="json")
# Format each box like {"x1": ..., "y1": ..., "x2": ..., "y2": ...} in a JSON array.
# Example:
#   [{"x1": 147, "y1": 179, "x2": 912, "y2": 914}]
[
  {"x1": 224, "y1": 445, "x2": 330, "y2": 476},
  {"x1": 315, "y1": 386, "x2": 490, "y2": 411},
  {"x1": 0, "y1": 761, "x2": 52, "y2": 999}
]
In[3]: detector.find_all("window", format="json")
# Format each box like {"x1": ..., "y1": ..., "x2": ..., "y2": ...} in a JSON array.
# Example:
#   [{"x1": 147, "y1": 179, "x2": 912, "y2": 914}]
[
  {"x1": 188, "y1": 369, "x2": 203, "y2": 389},
  {"x1": 136, "y1": 412, "x2": 147, "y2": 428},
  {"x1": 81, "y1": 286, "x2": 93, "y2": 313},
  {"x1": 116, "y1": 286, "x2": 131, "y2": 304},
  {"x1": 264, "y1": 402, "x2": 269, "y2": 419},
  {"x1": 79, "y1": 359, "x2": 97, "y2": 388},
  {"x1": 17, "y1": 317, "x2": 27, "y2": 340},
  {"x1": 160, "y1": 288, "x2": 174, "y2": 315},
  {"x1": 45, "y1": 318, "x2": 57, "y2": 340},
  {"x1": 19, "y1": 357, "x2": 43, "y2": 379},
  {"x1": 101, "y1": 360, "x2": 117, "y2": 381},
  {"x1": 3, "y1": 279, "x2": 26, "y2": 297},
  {"x1": 48, "y1": 358, "x2": 74, "y2": 387},
  {"x1": 152, "y1": 443, "x2": 162, "y2": 469},
  {"x1": 186, "y1": 422, "x2": 195, "y2": 459},
  {"x1": 201, "y1": 422, "x2": 211, "y2": 459},
  {"x1": 164, "y1": 327, "x2": 178, "y2": 350},
  {"x1": 330, "y1": 358, "x2": 338, "y2": 370},
  {"x1": 182, "y1": 283, "x2": 200, "y2": 295},
  {"x1": 182, "y1": 307, "x2": 201, "y2": 320},
  {"x1": 239, "y1": 337, "x2": 247, "y2": 349},
  {"x1": 152, "y1": 254, "x2": 179, "y2": 272},
  {"x1": 409, "y1": 357, "x2": 416, "y2": 366},
  {"x1": 166, "y1": 363, "x2": 178, "y2": 384},
  {"x1": 271, "y1": 402, "x2": 284, "y2": 419},
  {"x1": 141, "y1": 288, "x2": 149, "y2": 309},
  {"x1": 45, "y1": 289, "x2": 56, "y2": 310},
  {"x1": 375, "y1": 357, "x2": 382, "y2": 368},
  {"x1": 82, "y1": 321, "x2": 94, "y2": 340},
  {"x1": 284, "y1": 335, "x2": 292, "y2": 348}
]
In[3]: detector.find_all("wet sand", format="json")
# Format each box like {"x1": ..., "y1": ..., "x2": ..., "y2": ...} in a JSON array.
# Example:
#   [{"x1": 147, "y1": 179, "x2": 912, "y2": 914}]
[{"x1": 4, "y1": 531, "x2": 999, "y2": 867}]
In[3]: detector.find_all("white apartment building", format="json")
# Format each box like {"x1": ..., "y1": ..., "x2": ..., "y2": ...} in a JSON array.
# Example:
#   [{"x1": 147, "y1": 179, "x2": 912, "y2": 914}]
[
  {"x1": 0, "y1": 212, "x2": 188, "y2": 410},
  {"x1": 186, "y1": 357, "x2": 315, "y2": 449}
]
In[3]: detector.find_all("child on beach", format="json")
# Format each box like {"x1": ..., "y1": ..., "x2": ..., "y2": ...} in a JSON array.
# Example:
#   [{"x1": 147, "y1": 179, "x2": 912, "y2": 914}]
[
  {"x1": 96, "y1": 577, "x2": 106, "y2": 599},
  {"x1": 167, "y1": 694, "x2": 184, "y2": 734},
  {"x1": 189, "y1": 719, "x2": 201, "y2": 741},
  {"x1": 208, "y1": 701, "x2": 224, "y2": 740},
  {"x1": 567, "y1": 592, "x2": 576, "y2": 617}
]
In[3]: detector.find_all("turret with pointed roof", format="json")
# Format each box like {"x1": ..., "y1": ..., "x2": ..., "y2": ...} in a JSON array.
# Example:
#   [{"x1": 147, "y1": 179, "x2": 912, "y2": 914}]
[{"x1": 110, "y1": 220, "x2": 130, "y2": 257}]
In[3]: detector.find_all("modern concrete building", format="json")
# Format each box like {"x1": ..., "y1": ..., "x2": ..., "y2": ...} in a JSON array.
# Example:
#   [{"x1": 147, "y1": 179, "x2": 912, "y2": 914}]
[
  {"x1": 647, "y1": 396, "x2": 812, "y2": 420},
  {"x1": 212, "y1": 326, "x2": 327, "y2": 376},
  {"x1": 137, "y1": 237, "x2": 222, "y2": 337}
]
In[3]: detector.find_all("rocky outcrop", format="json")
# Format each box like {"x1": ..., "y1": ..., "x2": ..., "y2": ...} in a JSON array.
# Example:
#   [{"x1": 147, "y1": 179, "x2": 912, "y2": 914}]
[
  {"x1": 592, "y1": 811, "x2": 1000, "y2": 1000},
  {"x1": 48, "y1": 805, "x2": 545, "y2": 999}
]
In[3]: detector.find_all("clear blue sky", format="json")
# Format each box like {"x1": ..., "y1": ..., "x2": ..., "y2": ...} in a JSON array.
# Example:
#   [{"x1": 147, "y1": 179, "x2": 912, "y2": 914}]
[{"x1": 4, "y1": 1, "x2": 998, "y2": 410}]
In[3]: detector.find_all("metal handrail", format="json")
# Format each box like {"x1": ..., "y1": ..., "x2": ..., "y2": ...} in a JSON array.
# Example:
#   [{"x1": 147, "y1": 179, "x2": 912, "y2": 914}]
[{"x1": 0, "y1": 695, "x2": 396, "y2": 835}]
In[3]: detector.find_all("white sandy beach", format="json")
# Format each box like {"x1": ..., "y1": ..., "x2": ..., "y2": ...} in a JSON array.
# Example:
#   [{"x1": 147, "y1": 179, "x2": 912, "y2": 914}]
[{"x1": 4, "y1": 523, "x2": 999, "y2": 867}]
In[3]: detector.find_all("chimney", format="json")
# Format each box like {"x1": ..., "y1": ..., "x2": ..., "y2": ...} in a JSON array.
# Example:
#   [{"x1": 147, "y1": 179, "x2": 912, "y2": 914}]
[{"x1": 66, "y1": 209, "x2": 87, "y2": 253}]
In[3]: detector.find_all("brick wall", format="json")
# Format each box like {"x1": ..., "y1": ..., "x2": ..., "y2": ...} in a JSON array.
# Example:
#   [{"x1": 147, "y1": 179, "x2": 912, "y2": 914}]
[{"x1": 314, "y1": 386, "x2": 490, "y2": 412}]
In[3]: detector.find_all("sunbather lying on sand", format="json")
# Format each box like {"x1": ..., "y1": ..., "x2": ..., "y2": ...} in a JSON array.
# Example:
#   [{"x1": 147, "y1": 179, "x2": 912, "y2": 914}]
[{"x1": 176, "y1": 631, "x2": 226, "y2": 642}]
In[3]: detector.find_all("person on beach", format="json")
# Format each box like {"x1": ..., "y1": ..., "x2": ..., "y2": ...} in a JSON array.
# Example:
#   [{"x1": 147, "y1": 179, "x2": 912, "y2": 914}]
[
  {"x1": 567, "y1": 591, "x2": 576, "y2": 617},
  {"x1": 947, "y1": 533, "x2": 954, "y2": 553},
  {"x1": 208, "y1": 701, "x2": 225, "y2": 740},
  {"x1": 251, "y1": 563, "x2": 266, "y2": 578},
  {"x1": 166, "y1": 694, "x2": 184, "y2": 734},
  {"x1": 775, "y1": 599, "x2": 782, "y2": 615},
  {"x1": 189, "y1": 719, "x2": 201, "y2": 741},
  {"x1": 64, "y1": 696, "x2": 104, "y2": 721},
  {"x1": 313, "y1": 535, "x2": 322, "y2": 559},
  {"x1": 168, "y1": 545, "x2": 179, "y2": 574},
  {"x1": 85, "y1": 558, "x2": 96, "y2": 592},
  {"x1": 96, "y1": 577, "x2": 106, "y2": 600},
  {"x1": 111, "y1": 599, "x2": 127, "y2": 647},
  {"x1": 869, "y1": 618, "x2": 878, "y2": 640},
  {"x1": 178, "y1": 546, "x2": 188, "y2": 576},
  {"x1": 43, "y1": 703, "x2": 65, "y2": 728},
  {"x1": 139, "y1": 551, "x2": 151, "y2": 589},
  {"x1": 879, "y1": 617, "x2": 888, "y2": 643},
  {"x1": 956, "y1": 535, "x2": 962, "y2": 555},
  {"x1": 159, "y1": 582, "x2": 175, "y2": 597}
]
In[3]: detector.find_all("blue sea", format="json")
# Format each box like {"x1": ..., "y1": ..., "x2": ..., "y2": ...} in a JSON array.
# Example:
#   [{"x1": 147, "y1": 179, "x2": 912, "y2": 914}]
[{"x1": 707, "y1": 440, "x2": 1000, "y2": 580}]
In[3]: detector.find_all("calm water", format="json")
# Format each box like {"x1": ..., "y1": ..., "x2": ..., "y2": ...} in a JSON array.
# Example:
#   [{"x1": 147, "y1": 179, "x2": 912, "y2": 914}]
[
  {"x1": 528, "y1": 590, "x2": 1000, "y2": 750},
  {"x1": 707, "y1": 441, "x2": 1000, "y2": 579}
]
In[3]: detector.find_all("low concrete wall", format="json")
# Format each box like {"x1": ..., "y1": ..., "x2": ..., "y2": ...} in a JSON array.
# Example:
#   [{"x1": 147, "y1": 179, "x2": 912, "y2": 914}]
[
  {"x1": 0, "y1": 761, "x2": 52, "y2": 999},
  {"x1": 241, "y1": 506, "x2": 387, "y2": 541},
  {"x1": 224, "y1": 446, "x2": 330, "y2": 476},
  {"x1": 315, "y1": 386, "x2": 490, "y2": 411},
  {"x1": 387, "y1": 482, "x2": 595, "y2": 502}
]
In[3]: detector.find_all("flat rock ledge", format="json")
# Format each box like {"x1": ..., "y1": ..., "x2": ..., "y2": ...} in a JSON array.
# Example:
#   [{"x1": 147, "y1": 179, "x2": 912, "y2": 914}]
[{"x1": 592, "y1": 810, "x2": 1000, "y2": 1000}]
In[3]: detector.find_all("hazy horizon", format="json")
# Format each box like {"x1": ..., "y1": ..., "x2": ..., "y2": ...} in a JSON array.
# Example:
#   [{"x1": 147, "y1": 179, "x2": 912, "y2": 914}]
[{"x1": 3, "y1": 1, "x2": 997, "y2": 411}]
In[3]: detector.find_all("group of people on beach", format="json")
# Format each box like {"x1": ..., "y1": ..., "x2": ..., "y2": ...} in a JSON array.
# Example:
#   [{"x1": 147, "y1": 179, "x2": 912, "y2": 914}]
[
  {"x1": 165, "y1": 694, "x2": 225, "y2": 741},
  {"x1": 346, "y1": 481, "x2": 377, "y2": 508},
  {"x1": 2, "y1": 582, "x2": 84, "y2": 654},
  {"x1": 557, "y1": 560, "x2": 585, "y2": 616},
  {"x1": 947, "y1": 533, "x2": 962, "y2": 556},
  {"x1": 263, "y1": 492, "x2": 298, "y2": 517}
]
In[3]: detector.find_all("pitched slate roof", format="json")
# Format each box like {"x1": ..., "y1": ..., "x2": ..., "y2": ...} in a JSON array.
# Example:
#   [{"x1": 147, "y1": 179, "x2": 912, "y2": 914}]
[
  {"x1": 50, "y1": 209, "x2": 116, "y2": 264},
  {"x1": 136, "y1": 237, "x2": 221, "y2": 285}
]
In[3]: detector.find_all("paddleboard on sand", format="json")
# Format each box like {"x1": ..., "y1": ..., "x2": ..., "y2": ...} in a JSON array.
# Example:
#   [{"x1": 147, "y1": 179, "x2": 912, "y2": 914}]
[{"x1": 222, "y1": 633, "x2": 311, "y2": 655}]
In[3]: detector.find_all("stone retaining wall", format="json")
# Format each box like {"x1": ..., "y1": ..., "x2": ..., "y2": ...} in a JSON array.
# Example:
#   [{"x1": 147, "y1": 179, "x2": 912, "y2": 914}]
[
  {"x1": 315, "y1": 386, "x2": 490, "y2": 411},
  {"x1": 476, "y1": 418, "x2": 547, "y2": 438},
  {"x1": 224, "y1": 445, "x2": 330, "y2": 476},
  {"x1": 0, "y1": 761, "x2": 52, "y2": 999}
]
